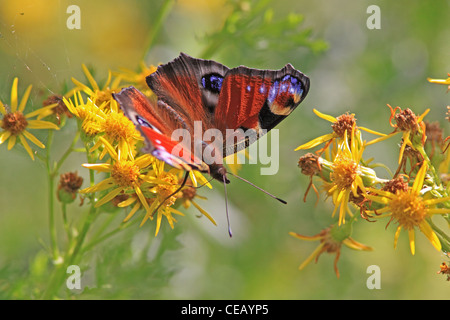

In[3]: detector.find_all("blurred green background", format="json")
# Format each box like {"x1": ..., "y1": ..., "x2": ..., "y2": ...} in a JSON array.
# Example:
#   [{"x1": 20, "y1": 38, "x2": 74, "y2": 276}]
[{"x1": 0, "y1": 0, "x2": 449, "y2": 299}]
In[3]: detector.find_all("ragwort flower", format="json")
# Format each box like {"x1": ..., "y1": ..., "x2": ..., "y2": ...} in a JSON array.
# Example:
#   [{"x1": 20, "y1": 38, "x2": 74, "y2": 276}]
[
  {"x1": 80, "y1": 137, "x2": 154, "y2": 216},
  {"x1": 295, "y1": 109, "x2": 385, "y2": 157},
  {"x1": 114, "y1": 61, "x2": 157, "y2": 97},
  {"x1": 64, "y1": 93, "x2": 141, "y2": 158},
  {"x1": 324, "y1": 128, "x2": 378, "y2": 225},
  {"x1": 290, "y1": 223, "x2": 373, "y2": 278},
  {"x1": 0, "y1": 77, "x2": 59, "y2": 160},
  {"x1": 71, "y1": 64, "x2": 122, "y2": 110},
  {"x1": 365, "y1": 162, "x2": 450, "y2": 255}
]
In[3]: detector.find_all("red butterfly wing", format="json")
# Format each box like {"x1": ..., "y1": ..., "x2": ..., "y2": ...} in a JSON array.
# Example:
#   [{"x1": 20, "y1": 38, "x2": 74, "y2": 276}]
[
  {"x1": 146, "y1": 52, "x2": 229, "y2": 133},
  {"x1": 113, "y1": 87, "x2": 207, "y2": 172},
  {"x1": 214, "y1": 64, "x2": 310, "y2": 156},
  {"x1": 114, "y1": 53, "x2": 310, "y2": 180}
]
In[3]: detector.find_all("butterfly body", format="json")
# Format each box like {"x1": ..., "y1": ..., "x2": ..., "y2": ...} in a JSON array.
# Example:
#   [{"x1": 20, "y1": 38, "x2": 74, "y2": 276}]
[{"x1": 114, "y1": 53, "x2": 310, "y2": 184}]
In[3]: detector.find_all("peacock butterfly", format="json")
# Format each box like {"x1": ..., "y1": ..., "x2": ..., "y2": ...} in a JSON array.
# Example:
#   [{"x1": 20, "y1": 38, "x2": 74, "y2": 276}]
[
  {"x1": 113, "y1": 53, "x2": 309, "y2": 235},
  {"x1": 114, "y1": 52, "x2": 310, "y2": 183}
]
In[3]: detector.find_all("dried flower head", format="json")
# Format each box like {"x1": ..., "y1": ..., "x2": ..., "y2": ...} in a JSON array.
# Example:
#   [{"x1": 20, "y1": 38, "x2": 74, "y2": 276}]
[
  {"x1": 57, "y1": 172, "x2": 83, "y2": 203},
  {"x1": 290, "y1": 224, "x2": 372, "y2": 278}
]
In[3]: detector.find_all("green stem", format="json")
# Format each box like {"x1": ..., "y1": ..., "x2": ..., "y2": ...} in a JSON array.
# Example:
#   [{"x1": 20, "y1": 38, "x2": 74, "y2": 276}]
[
  {"x1": 68, "y1": 204, "x2": 98, "y2": 265},
  {"x1": 41, "y1": 138, "x2": 100, "y2": 299},
  {"x1": 82, "y1": 218, "x2": 139, "y2": 254},
  {"x1": 87, "y1": 213, "x2": 119, "y2": 247},
  {"x1": 54, "y1": 131, "x2": 80, "y2": 174},
  {"x1": 428, "y1": 217, "x2": 450, "y2": 245},
  {"x1": 40, "y1": 204, "x2": 98, "y2": 299},
  {"x1": 142, "y1": 0, "x2": 175, "y2": 58},
  {"x1": 417, "y1": 145, "x2": 442, "y2": 187},
  {"x1": 62, "y1": 203, "x2": 71, "y2": 242},
  {"x1": 46, "y1": 130, "x2": 60, "y2": 262}
]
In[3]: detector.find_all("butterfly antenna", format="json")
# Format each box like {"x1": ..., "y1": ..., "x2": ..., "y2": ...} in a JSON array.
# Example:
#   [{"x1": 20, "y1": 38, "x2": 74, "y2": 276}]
[
  {"x1": 223, "y1": 174, "x2": 233, "y2": 238},
  {"x1": 150, "y1": 171, "x2": 189, "y2": 218},
  {"x1": 227, "y1": 171, "x2": 287, "y2": 204}
]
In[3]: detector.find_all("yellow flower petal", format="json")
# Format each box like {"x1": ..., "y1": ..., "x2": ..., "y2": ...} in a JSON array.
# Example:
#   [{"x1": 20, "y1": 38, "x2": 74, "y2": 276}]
[
  {"x1": 424, "y1": 195, "x2": 450, "y2": 206},
  {"x1": 426, "y1": 208, "x2": 450, "y2": 215},
  {"x1": 71, "y1": 77, "x2": 94, "y2": 96},
  {"x1": 419, "y1": 221, "x2": 441, "y2": 251},
  {"x1": 63, "y1": 97, "x2": 77, "y2": 116},
  {"x1": 18, "y1": 84, "x2": 32, "y2": 113},
  {"x1": 313, "y1": 108, "x2": 337, "y2": 123},
  {"x1": 25, "y1": 104, "x2": 57, "y2": 119},
  {"x1": 398, "y1": 131, "x2": 411, "y2": 164},
  {"x1": 193, "y1": 171, "x2": 213, "y2": 189},
  {"x1": 82, "y1": 163, "x2": 112, "y2": 172},
  {"x1": 427, "y1": 77, "x2": 450, "y2": 85},
  {"x1": 7, "y1": 134, "x2": 16, "y2": 150},
  {"x1": 10, "y1": 77, "x2": 18, "y2": 112},
  {"x1": 365, "y1": 131, "x2": 399, "y2": 146},
  {"x1": 135, "y1": 186, "x2": 151, "y2": 217},
  {"x1": 0, "y1": 99, "x2": 6, "y2": 115},
  {"x1": 411, "y1": 162, "x2": 427, "y2": 195},
  {"x1": 95, "y1": 187, "x2": 124, "y2": 207},
  {"x1": 0, "y1": 130, "x2": 11, "y2": 144},
  {"x1": 168, "y1": 207, "x2": 185, "y2": 217},
  {"x1": 99, "y1": 137, "x2": 118, "y2": 161},
  {"x1": 123, "y1": 201, "x2": 141, "y2": 222},
  {"x1": 82, "y1": 64, "x2": 100, "y2": 91},
  {"x1": 295, "y1": 133, "x2": 335, "y2": 151},
  {"x1": 417, "y1": 108, "x2": 430, "y2": 123},
  {"x1": 22, "y1": 130, "x2": 45, "y2": 148},
  {"x1": 299, "y1": 242, "x2": 326, "y2": 271},
  {"x1": 118, "y1": 196, "x2": 138, "y2": 208},
  {"x1": 18, "y1": 134, "x2": 35, "y2": 160},
  {"x1": 155, "y1": 211, "x2": 163, "y2": 236},
  {"x1": 135, "y1": 154, "x2": 154, "y2": 169},
  {"x1": 289, "y1": 232, "x2": 324, "y2": 241},
  {"x1": 140, "y1": 199, "x2": 158, "y2": 226},
  {"x1": 408, "y1": 228, "x2": 415, "y2": 255},
  {"x1": 342, "y1": 238, "x2": 373, "y2": 251},
  {"x1": 358, "y1": 126, "x2": 386, "y2": 137},
  {"x1": 80, "y1": 177, "x2": 115, "y2": 193},
  {"x1": 191, "y1": 200, "x2": 216, "y2": 226},
  {"x1": 27, "y1": 120, "x2": 60, "y2": 130}
]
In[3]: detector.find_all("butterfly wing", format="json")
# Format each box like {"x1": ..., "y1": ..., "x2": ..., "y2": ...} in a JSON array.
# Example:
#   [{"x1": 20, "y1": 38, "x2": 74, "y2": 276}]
[
  {"x1": 116, "y1": 53, "x2": 309, "y2": 175},
  {"x1": 146, "y1": 52, "x2": 230, "y2": 133},
  {"x1": 215, "y1": 64, "x2": 310, "y2": 156},
  {"x1": 113, "y1": 86, "x2": 208, "y2": 172}
]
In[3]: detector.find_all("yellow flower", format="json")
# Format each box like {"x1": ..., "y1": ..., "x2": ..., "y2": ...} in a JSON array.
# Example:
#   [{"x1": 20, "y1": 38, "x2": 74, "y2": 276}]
[
  {"x1": 80, "y1": 137, "x2": 154, "y2": 216},
  {"x1": 295, "y1": 109, "x2": 385, "y2": 158},
  {"x1": 71, "y1": 64, "x2": 122, "y2": 110},
  {"x1": 92, "y1": 99, "x2": 142, "y2": 160},
  {"x1": 64, "y1": 93, "x2": 141, "y2": 158},
  {"x1": 114, "y1": 61, "x2": 157, "y2": 97},
  {"x1": 290, "y1": 224, "x2": 373, "y2": 278},
  {"x1": 178, "y1": 180, "x2": 216, "y2": 226},
  {"x1": 138, "y1": 161, "x2": 210, "y2": 236},
  {"x1": 0, "y1": 77, "x2": 59, "y2": 160},
  {"x1": 326, "y1": 128, "x2": 372, "y2": 225},
  {"x1": 365, "y1": 162, "x2": 450, "y2": 255}
]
